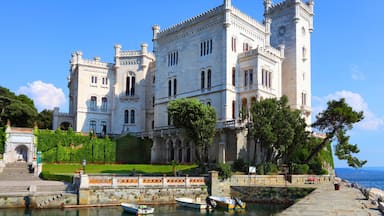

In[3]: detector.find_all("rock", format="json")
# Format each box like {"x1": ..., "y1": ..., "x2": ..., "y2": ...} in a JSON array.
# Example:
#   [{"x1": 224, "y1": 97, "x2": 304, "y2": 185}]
[
  {"x1": 379, "y1": 202, "x2": 384, "y2": 213},
  {"x1": 367, "y1": 188, "x2": 384, "y2": 203}
]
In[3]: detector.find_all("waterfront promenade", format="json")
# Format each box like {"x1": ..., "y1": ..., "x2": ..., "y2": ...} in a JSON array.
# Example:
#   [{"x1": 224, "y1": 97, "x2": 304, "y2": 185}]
[{"x1": 278, "y1": 182, "x2": 382, "y2": 216}]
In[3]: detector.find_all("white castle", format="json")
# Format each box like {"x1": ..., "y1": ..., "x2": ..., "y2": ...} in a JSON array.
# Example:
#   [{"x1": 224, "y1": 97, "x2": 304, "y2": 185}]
[{"x1": 53, "y1": 0, "x2": 313, "y2": 164}]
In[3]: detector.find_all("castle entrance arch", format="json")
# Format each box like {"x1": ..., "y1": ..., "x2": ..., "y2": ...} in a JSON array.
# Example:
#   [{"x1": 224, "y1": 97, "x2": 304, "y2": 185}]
[
  {"x1": 15, "y1": 145, "x2": 29, "y2": 161},
  {"x1": 3, "y1": 127, "x2": 37, "y2": 164}
]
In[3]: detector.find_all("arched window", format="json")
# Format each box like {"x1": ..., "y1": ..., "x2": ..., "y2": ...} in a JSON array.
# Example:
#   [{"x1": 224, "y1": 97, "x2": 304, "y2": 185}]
[
  {"x1": 173, "y1": 79, "x2": 177, "y2": 96},
  {"x1": 130, "y1": 110, "x2": 135, "y2": 124},
  {"x1": 90, "y1": 96, "x2": 97, "y2": 111},
  {"x1": 124, "y1": 110, "x2": 129, "y2": 124},
  {"x1": 232, "y1": 67, "x2": 236, "y2": 86},
  {"x1": 131, "y1": 76, "x2": 135, "y2": 96},
  {"x1": 101, "y1": 121, "x2": 107, "y2": 135},
  {"x1": 126, "y1": 76, "x2": 130, "y2": 96},
  {"x1": 168, "y1": 80, "x2": 172, "y2": 97},
  {"x1": 89, "y1": 120, "x2": 96, "y2": 132},
  {"x1": 232, "y1": 100, "x2": 236, "y2": 119},
  {"x1": 201, "y1": 71, "x2": 205, "y2": 89},
  {"x1": 101, "y1": 97, "x2": 107, "y2": 112},
  {"x1": 207, "y1": 69, "x2": 211, "y2": 89}
]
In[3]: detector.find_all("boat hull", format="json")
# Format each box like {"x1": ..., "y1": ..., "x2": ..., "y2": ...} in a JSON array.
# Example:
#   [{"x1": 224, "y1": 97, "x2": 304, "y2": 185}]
[
  {"x1": 175, "y1": 197, "x2": 208, "y2": 210},
  {"x1": 121, "y1": 203, "x2": 154, "y2": 215},
  {"x1": 209, "y1": 196, "x2": 246, "y2": 210}
]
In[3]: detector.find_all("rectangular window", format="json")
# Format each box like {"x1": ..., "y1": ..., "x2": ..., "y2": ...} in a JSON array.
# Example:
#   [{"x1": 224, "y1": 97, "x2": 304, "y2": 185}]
[
  {"x1": 200, "y1": 39, "x2": 213, "y2": 56},
  {"x1": 261, "y1": 69, "x2": 272, "y2": 88},
  {"x1": 232, "y1": 37, "x2": 237, "y2": 52},
  {"x1": 168, "y1": 51, "x2": 179, "y2": 66},
  {"x1": 244, "y1": 70, "x2": 248, "y2": 86},
  {"x1": 249, "y1": 69, "x2": 253, "y2": 86},
  {"x1": 302, "y1": 92, "x2": 307, "y2": 106},
  {"x1": 168, "y1": 80, "x2": 172, "y2": 97}
]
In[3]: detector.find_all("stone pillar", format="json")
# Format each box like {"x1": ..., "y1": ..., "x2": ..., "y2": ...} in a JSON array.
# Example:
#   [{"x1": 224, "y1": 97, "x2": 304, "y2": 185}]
[
  {"x1": 162, "y1": 175, "x2": 167, "y2": 188},
  {"x1": 218, "y1": 133, "x2": 226, "y2": 163},
  {"x1": 185, "y1": 174, "x2": 190, "y2": 188},
  {"x1": 35, "y1": 163, "x2": 42, "y2": 177},
  {"x1": 79, "y1": 174, "x2": 89, "y2": 189},
  {"x1": 209, "y1": 171, "x2": 219, "y2": 196},
  {"x1": 78, "y1": 189, "x2": 90, "y2": 205},
  {"x1": 112, "y1": 176, "x2": 118, "y2": 188}
]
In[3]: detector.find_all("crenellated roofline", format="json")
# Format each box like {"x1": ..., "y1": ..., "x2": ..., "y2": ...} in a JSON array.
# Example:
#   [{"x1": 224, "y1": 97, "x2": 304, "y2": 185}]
[
  {"x1": 268, "y1": 0, "x2": 314, "y2": 15},
  {"x1": 157, "y1": 5, "x2": 225, "y2": 38}
]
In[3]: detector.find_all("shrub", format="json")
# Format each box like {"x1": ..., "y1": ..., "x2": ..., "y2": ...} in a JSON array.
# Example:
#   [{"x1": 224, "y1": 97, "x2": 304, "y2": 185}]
[
  {"x1": 265, "y1": 162, "x2": 279, "y2": 174},
  {"x1": 39, "y1": 171, "x2": 73, "y2": 183},
  {"x1": 217, "y1": 163, "x2": 232, "y2": 180},
  {"x1": 293, "y1": 164, "x2": 309, "y2": 174},
  {"x1": 232, "y1": 158, "x2": 247, "y2": 172}
]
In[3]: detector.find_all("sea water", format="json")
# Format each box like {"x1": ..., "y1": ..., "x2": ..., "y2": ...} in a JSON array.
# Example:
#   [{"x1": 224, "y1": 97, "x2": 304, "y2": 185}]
[
  {"x1": 335, "y1": 167, "x2": 384, "y2": 190},
  {"x1": 0, "y1": 203, "x2": 288, "y2": 216}
]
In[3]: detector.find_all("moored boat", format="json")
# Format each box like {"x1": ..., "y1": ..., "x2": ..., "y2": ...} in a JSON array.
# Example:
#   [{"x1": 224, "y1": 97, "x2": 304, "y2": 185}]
[
  {"x1": 175, "y1": 197, "x2": 208, "y2": 210},
  {"x1": 208, "y1": 196, "x2": 246, "y2": 210},
  {"x1": 121, "y1": 203, "x2": 154, "y2": 215}
]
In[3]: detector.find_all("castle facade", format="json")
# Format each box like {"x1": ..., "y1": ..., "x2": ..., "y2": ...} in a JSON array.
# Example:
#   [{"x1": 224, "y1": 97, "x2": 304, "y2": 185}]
[{"x1": 53, "y1": 0, "x2": 314, "y2": 164}]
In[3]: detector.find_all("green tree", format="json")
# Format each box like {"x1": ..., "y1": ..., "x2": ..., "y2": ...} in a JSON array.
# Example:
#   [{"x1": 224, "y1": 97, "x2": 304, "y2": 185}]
[
  {"x1": 0, "y1": 86, "x2": 38, "y2": 127},
  {"x1": 37, "y1": 109, "x2": 53, "y2": 129},
  {"x1": 305, "y1": 98, "x2": 366, "y2": 168},
  {"x1": 168, "y1": 98, "x2": 216, "y2": 165},
  {"x1": 250, "y1": 96, "x2": 308, "y2": 165}
]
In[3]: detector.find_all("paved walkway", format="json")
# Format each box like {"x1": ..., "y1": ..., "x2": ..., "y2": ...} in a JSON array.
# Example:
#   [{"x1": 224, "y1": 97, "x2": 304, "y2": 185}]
[{"x1": 278, "y1": 182, "x2": 382, "y2": 216}]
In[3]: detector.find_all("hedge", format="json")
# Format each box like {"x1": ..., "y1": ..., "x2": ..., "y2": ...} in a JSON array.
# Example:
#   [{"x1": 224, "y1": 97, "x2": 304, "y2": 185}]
[
  {"x1": 36, "y1": 128, "x2": 116, "y2": 163},
  {"x1": 39, "y1": 171, "x2": 73, "y2": 183}
]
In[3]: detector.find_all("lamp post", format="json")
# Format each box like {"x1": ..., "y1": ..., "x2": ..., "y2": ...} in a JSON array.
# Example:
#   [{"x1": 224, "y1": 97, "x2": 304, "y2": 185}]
[{"x1": 82, "y1": 159, "x2": 86, "y2": 174}]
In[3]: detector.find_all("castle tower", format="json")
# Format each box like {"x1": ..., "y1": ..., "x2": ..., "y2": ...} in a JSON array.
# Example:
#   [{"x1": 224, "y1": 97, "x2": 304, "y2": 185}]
[{"x1": 266, "y1": 0, "x2": 314, "y2": 126}]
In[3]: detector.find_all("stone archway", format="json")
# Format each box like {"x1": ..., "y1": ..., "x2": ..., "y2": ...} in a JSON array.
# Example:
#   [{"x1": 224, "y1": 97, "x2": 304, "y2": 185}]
[{"x1": 15, "y1": 145, "x2": 29, "y2": 161}]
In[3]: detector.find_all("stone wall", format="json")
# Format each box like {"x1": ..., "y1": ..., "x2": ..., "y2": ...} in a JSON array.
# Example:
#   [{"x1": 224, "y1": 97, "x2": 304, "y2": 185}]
[
  {"x1": 77, "y1": 174, "x2": 208, "y2": 205},
  {"x1": 0, "y1": 193, "x2": 77, "y2": 208},
  {"x1": 79, "y1": 187, "x2": 207, "y2": 205},
  {"x1": 209, "y1": 171, "x2": 333, "y2": 197}
]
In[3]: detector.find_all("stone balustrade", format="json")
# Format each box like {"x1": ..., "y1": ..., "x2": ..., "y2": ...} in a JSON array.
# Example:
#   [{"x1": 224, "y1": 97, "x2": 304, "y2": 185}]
[{"x1": 78, "y1": 174, "x2": 206, "y2": 189}]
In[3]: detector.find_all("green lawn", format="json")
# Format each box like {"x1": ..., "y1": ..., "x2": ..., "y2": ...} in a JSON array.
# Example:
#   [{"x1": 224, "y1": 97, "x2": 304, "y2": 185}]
[{"x1": 43, "y1": 163, "x2": 198, "y2": 175}]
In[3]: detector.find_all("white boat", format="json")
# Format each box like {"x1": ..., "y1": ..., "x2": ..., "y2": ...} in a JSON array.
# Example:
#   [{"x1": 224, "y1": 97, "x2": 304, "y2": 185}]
[
  {"x1": 121, "y1": 203, "x2": 154, "y2": 215},
  {"x1": 208, "y1": 196, "x2": 246, "y2": 210},
  {"x1": 175, "y1": 197, "x2": 209, "y2": 210}
]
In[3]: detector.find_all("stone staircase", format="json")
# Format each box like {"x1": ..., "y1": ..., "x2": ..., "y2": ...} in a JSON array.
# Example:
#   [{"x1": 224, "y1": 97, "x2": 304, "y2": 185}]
[
  {"x1": 0, "y1": 162, "x2": 74, "y2": 194},
  {"x1": 0, "y1": 161, "x2": 39, "y2": 181}
]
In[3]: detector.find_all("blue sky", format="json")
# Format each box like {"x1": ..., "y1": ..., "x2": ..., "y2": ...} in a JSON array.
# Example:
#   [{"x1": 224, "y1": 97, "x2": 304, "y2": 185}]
[{"x1": 0, "y1": 0, "x2": 383, "y2": 168}]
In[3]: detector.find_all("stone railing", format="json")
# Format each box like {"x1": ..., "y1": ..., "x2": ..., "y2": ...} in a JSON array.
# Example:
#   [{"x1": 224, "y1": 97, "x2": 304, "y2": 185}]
[
  {"x1": 78, "y1": 174, "x2": 206, "y2": 189},
  {"x1": 230, "y1": 174, "x2": 333, "y2": 186}
]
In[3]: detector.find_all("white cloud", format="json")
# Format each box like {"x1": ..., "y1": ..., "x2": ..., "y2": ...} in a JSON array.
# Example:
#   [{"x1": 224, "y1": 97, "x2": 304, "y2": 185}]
[
  {"x1": 351, "y1": 65, "x2": 366, "y2": 81},
  {"x1": 312, "y1": 90, "x2": 383, "y2": 130},
  {"x1": 17, "y1": 80, "x2": 66, "y2": 111}
]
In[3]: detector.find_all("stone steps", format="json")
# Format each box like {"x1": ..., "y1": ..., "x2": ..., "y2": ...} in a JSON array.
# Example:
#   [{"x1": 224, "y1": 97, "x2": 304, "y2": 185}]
[{"x1": 0, "y1": 162, "x2": 39, "y2": 181}]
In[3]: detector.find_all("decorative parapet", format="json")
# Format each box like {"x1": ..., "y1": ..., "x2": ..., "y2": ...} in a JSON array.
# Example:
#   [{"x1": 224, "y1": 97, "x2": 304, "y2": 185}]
[
  {"x1": 80, "y1": 174, "x2": 206, "y2": 189},
  {"x1": 268, "y1": 0, "x2": 314, "y2": 15},
  {"x1": 238, "y1": 45, "x2": 283, "y2": 61},
  {"x1": 119, "y1": 50, "x2": 155, "y2": 60}
]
